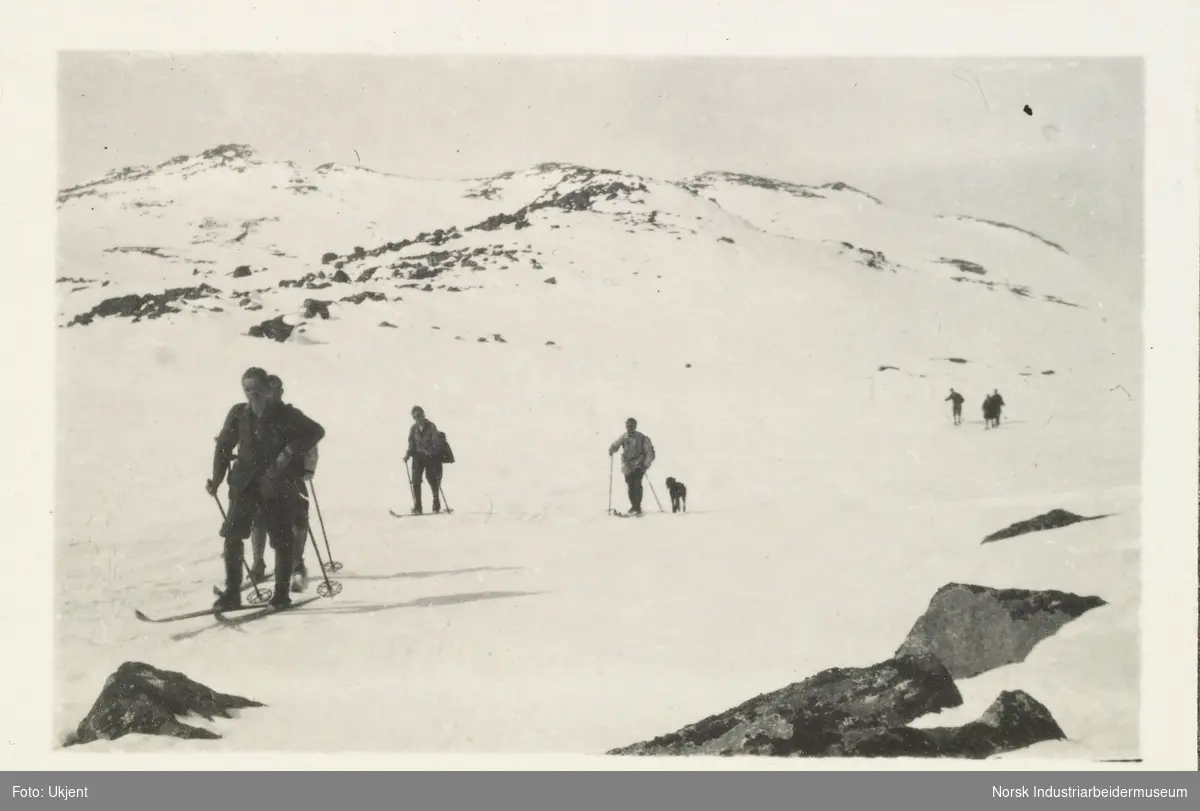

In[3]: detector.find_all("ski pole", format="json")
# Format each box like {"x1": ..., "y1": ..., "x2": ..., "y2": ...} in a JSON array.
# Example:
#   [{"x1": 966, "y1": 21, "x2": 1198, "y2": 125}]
[
  {"x1": 306, "y1": 524, "x2": 342, "y2": 598},
  {"x1": 404, "y1": 458, "x2": 416, "y2": 509},
  {"x1": 608, "y1": 454, "x2": 614, "y2": 515},
  {"x1": 645, "y1": 476, "x2": 665, "y2": 513},
  {"x1": 211, "y1": 493, "x2": 270, "y2": 604},
  {"x1": 438, "y1": 481, "x2": 453, "y2": 514},
  {"x1": 308, "y1": 480, "x2": 342, "y2": 573}
]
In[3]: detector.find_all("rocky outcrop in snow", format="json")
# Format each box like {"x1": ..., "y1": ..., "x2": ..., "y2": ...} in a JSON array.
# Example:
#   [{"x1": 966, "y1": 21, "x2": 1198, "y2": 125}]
[
  {"x1": 846, "y1": 689, "x2": 1065, "y2": 758},
  {"x1": 609, "y1": 654, "x2": 962, "y2": 756},
  {"x1": 981, "y1": 509, "x2": 1110, "y2": 544},
  {"x1": 611, "y1": 578, "x2": 1101, "y2": 758},
  {"x1": 63, "y1": 661, "x2": 262, "y2": 746},
  {"x1": 894, "y1": 583, "x2": 1106, "y2": 680}
]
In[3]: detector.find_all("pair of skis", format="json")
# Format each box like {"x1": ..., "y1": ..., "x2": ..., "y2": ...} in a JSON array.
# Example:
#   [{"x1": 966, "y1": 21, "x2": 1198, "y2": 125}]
[
  {"x1": 389, "y1": 508, "x2": 454, "y2": 519},
  {"x1": 133, "y1": 590, "x2": 324, "y2": 625}
]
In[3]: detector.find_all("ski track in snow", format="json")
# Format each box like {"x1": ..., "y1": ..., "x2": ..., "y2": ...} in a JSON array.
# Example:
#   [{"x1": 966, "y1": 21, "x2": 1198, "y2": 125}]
[{"x1": 54, "y1": 149, "x2": 1141, "y2": 758}]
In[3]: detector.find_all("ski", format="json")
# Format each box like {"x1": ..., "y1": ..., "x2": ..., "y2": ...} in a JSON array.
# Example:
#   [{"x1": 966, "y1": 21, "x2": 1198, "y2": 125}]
[
  {"x1": 389, "y1": 509, "x2": 454, "y2": 519},
  {"x1": 214, "y1": 594, "x2": 323, "y2": 627},
  {"x1": 610, "y1": 510, "x2": 646, "y2": 518},
  {"x1": 134, "y1": 601, "x2": 267, "y2": 624}
]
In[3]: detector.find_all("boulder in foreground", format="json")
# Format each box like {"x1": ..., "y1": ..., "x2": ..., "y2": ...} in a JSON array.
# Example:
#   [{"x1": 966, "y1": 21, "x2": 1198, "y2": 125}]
[
  {"x1": 608, "y1": 654, "x2": 962, "y2": 756},
  {"x1": 64, "y1": 661, "x2": 263, "y2": 747}
]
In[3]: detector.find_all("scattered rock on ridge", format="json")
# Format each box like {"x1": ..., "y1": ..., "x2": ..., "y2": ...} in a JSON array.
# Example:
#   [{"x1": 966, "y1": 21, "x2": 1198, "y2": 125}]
[
  {"x1": 67, "y1": 284, "x2": 220, "y2": 327},
  {"x1": 302, "y1": 299, "x2": 332, "y2": 320},
  {"x1": 341, "y1": 291, "x2": 388, "y2": 305},
  {"x1": 894, "y1": 583, "x2": 1107, "y2": 680},
  {"x1": 247, "y1": 316, "x2": 294, "y2": 343},
  {"x1": 608, "y1": 654, "x2": 961, "y2": 757},
  {"x1": 63, "y1": 661, "x2": 263, "y2": 747}
]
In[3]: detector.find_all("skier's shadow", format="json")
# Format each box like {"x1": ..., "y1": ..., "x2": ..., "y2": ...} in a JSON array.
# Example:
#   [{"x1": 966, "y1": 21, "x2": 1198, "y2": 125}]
[
  {"x1": 169, "y1": 589, "x2": 545, "y2": 641},
  {"x1": 306, "y1": 589, "x2": 547, "y2": 616},
  {"x1": 335, "y1": 566, "x2": 524, "y2": 582}
]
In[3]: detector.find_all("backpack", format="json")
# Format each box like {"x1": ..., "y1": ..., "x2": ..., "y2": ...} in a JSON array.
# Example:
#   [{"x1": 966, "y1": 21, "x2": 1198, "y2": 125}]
[{"x1": 435, "y1": 431, "x2": 455, "y2": 464}]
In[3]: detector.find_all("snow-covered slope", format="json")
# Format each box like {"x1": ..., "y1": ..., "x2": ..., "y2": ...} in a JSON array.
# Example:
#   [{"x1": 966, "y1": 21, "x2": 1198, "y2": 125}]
[{"x1": 53, "y1": 145, "x2": 1141, "y2": 759}]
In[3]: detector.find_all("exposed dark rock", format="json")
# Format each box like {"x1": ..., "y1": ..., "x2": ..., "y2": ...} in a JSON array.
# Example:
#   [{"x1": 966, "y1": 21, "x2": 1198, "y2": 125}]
[
  {"x1": 946, "y1": 358, "x2": 968, "y2": 364},
  {"x1": 477, "y1": 337, "x2": 489, "y2": 343},
  {"x1": 321, "y1": 252, "x2": 338, "y2": 265},
  {"x1": 331, "y1": 270, "x2": 351, "y2": 283},
  {"x1": 684, "y1": 171, "x2": 825, "y2": 199},
  {"x1": 232, "y1": 265, "x2": 252, "y2": 278},
  {"x1": 356, "y1": 268, "x2": 378, "y2": 283},
  {"x1": 685, "y1": 363, "x2": 691, "y2": 368},
  {"x1": 247, "y1": 316, "x2": 294, "y2": 343},
  {"x1": 493, "y1": 333, "x2": 507, "y2": 343},
  {"x1": 609, "y1": 654, "x2": 961, "y2": 757},
  {"x1": 845, "y1": 690, "x2": 1065, "y2": 758},
  {"x1": 718, "y1": 236, "x2": 735, "y2": 244},
  {"x1": 341, "y1": 291, "x2": 388, "y2": 305},
  {"x1": 544, "y1": 276, "x2": 557, "y2": 285},
  {"x1": 68, "y1": 284, "x2": 220, "y2": 327},
  {"x1": 302, "y1": 299, "x2": 332, "y2": 320},
  {"x1": 982, "y1": 509, "x2": 1107, "y2": 544},
  {"x1": 1041, "y1": 370, "x2": 1056, "y2": 376},
  {"x1": 63, "y1": 661, "x2": 263, "y2": 747},
  {"x1": 938, "y1": 258, "x2": 987, "y2": 275},
  {"x1": 820, "y1": 182, "x2": 884, "y2": 205},
  {"x1": 894, "y1": 583, "x2": 1106, "y2": 680},
  {"x1": 878, "y1": 365, "x2": 899, "y2": 372},
  {"x1": 938, "y1": 214, "x2": 1067, "y2": 254},
  {"x1": 380, "y1": 321, "x2": 397, "y2": 328}
]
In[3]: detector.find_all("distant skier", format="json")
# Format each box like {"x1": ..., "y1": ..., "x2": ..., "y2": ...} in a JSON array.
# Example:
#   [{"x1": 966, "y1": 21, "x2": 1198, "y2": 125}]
[
  {"x1": 982, "y1": 389, "x2": 1005, "y2": 429},
  {"x1": 208, "y1": 367, "x2": 325, "y2": 610},
  {"x1": 608, "y1": 417, "x2": 656, "y2": 515},
  {"x1": 404, "y1": 405, "x2": 447, "y2": 514},
  {"x1": 988, "y1": 389, "x2": 1005, "y2": 428},
  {"x1": 249, "y1": 375, "x2": 319, "y2": 593},
  {"x1": 945, "y1": 388, "x2": 965, "y2": 426}
]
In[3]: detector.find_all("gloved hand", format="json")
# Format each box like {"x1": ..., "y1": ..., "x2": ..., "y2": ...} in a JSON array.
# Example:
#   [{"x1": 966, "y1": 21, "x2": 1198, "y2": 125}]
[
  {"x1": 205, "y1": 479, "x2": 219, "y2": 497},
  {"x1": 303, "y1": 471, "x2": 314, "y2": 482}
]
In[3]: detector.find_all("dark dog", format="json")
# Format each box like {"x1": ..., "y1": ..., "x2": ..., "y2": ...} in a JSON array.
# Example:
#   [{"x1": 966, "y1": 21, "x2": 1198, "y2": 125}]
[{"x1": 665, "y1": 477, "x2": 687, "y2": 513}]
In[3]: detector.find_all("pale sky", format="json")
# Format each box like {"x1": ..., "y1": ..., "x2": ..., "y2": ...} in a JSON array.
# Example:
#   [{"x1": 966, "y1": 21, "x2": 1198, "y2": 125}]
[{"x1": 58, "y1": 54, "x2": 1142, "y2": 288}]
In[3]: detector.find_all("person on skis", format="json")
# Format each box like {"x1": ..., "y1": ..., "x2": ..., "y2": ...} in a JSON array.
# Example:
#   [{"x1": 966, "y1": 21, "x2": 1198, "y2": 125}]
[
  {"x1": 608, "y1": 417, "x2": 655, "y2": 515},
  {"x1": 403, "y1": 405, "x2": 446, "y2": 514},
  {"x1": 207, "y1": 367, "x2": 325, "y2": 610},
  {"x1": 987, "y1": 389, "x2": 1005, "y2": 428},
  {"x1": 248, "y1": 375, "x2": 320, "y2": 593},
  {"x1": 945, "y1": 388, "x2": 965, "y2": 425}
]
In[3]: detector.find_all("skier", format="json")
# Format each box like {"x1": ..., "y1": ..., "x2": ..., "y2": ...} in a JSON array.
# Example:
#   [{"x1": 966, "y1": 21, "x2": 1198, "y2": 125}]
[
  {"x1": 207, "y1": 367, "x2": 325, "y2": 610},
  {"x1": 945, "y1": 388, "x2": 965, "y2": 426},
  {"x1": 403, "y1": 405, "x2": 447, "y2": 514},
  {"x1": 608, "y1": 417, "x2": 655, "y2": 515},
  {"x1": 988, "y1": 389, "x2": 1005, "y2": 428},
  {"x1": 248, "y1": 375, "x2": 319, "y2": 592}
]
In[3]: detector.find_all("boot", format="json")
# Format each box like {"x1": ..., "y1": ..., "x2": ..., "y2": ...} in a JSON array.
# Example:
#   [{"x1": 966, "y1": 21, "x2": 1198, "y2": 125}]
[
  {"x1": 290, "y1": 561, "x2": 309, "y2": 593},
  {"x1": 271, "y1": 534, "x2": 294, "y2": 610},
  {"x1": 250, "y1": 560, "x2": 267, "y2": 583},
  {"x1": 214, "y1": 542, "x2": 244, "y2": 609}
]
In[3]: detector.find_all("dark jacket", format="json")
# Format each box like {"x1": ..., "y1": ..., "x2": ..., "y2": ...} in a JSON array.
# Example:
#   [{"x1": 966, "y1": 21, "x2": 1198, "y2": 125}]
[
  {"x1": 407, "y1": 420, "x2": 446, "y2": 461},
  {"x1": 212, "y1": 401, "x2": 325, "y2": 495}
]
